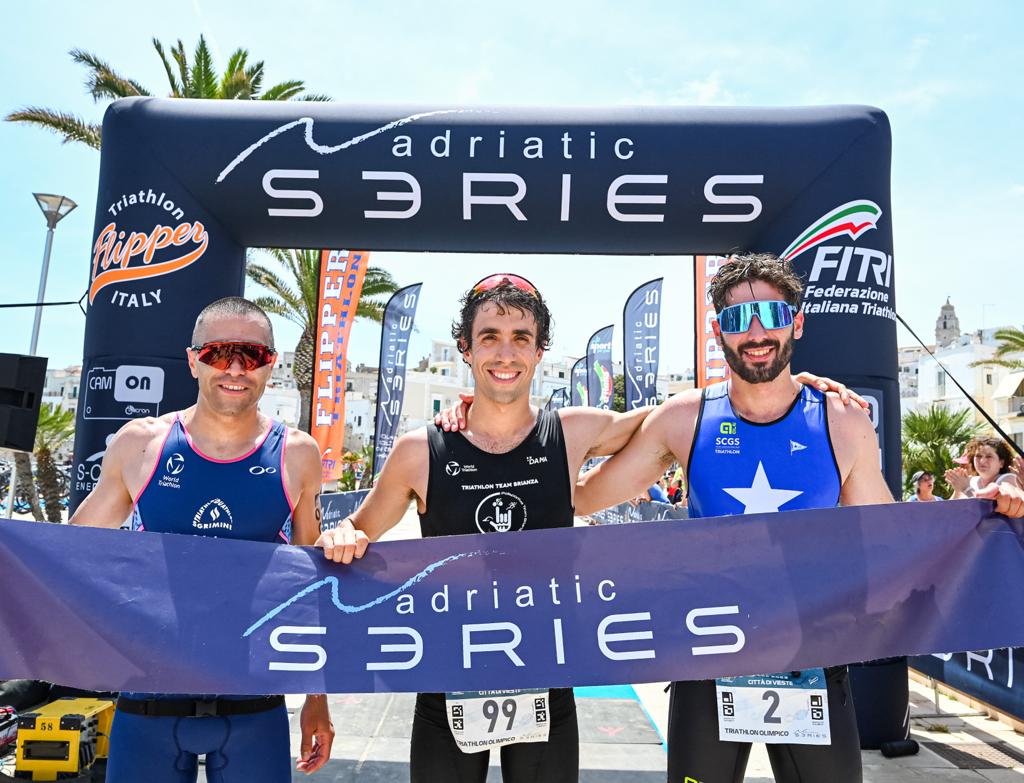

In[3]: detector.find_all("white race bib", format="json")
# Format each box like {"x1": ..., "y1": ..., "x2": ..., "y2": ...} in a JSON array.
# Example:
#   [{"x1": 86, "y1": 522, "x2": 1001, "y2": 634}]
[
  {"x1": 715, "y1": 669, "x2": 830, "y2": 745},
  {"x1": 445, "y1": 689, "x2": 550, "y2": 752}
]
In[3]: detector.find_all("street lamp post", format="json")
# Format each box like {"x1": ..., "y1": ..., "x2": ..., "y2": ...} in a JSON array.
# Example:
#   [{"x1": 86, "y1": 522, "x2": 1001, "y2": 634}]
[
  {"x1": 29, "y1": 193, "x2": 77, "y2": 355},
  {"x1": 4, "y1": 194, "x2": 77, "y2": 519}
]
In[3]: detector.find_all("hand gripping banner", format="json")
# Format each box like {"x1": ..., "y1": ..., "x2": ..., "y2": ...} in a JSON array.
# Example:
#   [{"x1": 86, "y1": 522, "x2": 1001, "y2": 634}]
[
  {"x1": 2, "y1": 501, "x2": 1022, "y2": 695},
  {"x1": 71, "y1": 102, "x2": 899, "y2": 510}
]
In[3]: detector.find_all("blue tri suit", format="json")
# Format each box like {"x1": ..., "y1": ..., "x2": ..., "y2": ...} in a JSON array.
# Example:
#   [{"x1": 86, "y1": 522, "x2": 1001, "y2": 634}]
[
  {"x1": 107, "y1": 414, "x2": 295, "y2": 783},
  {"x1": 668, "y1": 383, "x2": 863, "y2": 783}
]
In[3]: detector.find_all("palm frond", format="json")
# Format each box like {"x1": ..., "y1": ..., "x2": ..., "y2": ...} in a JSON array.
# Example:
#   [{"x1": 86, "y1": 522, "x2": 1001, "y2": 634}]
[
  {"x1": 219, "y1": 70, "x2": 253, "y2": 100},
  {"x1": 5, "y1": 107, "x2": 102, "y2": 149},
  {"x1": 355, "y1": 301, "x2": 386, "y2": 323},
  {"x1": 190, "y1": 36, "x2": 218, "y2": 99},
  {"x1": 261, "y1": 80, "x2": 305, "y2": 101},
  {"x1": 171, "y1": 40, "x2": 191, "y2": 97},
  {"x1": 246, "y1": 61, "x2": 264, "y2": 97},
  {"x1": 152, "y1": 38, "x2": 182, "y2": 96},
  {"x1": 969, "y1": 357, "x2": 1024, "y2": 370},
  {"x1": 248, "y1": 295, "x2": 297, "y2": 322},
  {"x1": 220, "y1": 48, "x2": 248, "y2": 95},
  {"x1": 34, "y1": 403, "x2": 76, "y2": 452},
  {"x1": 71, "y1": 48, "x2": 150, "y2": 100},
  {"x1": 300, "y1": 93, "x2": 332, "y2": 102}
]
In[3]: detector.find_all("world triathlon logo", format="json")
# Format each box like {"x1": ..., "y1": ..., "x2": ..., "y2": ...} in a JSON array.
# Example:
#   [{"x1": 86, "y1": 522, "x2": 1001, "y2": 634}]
[
  {"x1": 166, "y1": 453, "x2": 185, "y2": 475},
  {"x1": 446, "y1": 461, "x2": 461, "y2": 476},
  {"x1": 475, "y1": 492, "x2": 526, "y2": 533}
]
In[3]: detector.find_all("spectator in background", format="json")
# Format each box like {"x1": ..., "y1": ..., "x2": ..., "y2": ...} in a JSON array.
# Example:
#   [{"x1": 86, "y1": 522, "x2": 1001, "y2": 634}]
[
  {"x1": 907, "y1": 471, "x2": 942, "y2": 502},
  {"x1": 946, "y1": 437, "x2": 1021, "y2": 499},
  {"x1": 648, "y1": 478, "x2": 670, "y2": 504}
]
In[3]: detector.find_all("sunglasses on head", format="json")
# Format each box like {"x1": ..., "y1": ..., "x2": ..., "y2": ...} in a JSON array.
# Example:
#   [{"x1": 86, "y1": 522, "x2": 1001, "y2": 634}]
[
  {"x1": 469, "y1": 273, "x2": 539, "y2": 299},
  {"x1": 189, "y1": 341, "x2": 277, "y2": 371},
  {"x1": 716, "y1": 300, "x2": 798, "y2": 334}
]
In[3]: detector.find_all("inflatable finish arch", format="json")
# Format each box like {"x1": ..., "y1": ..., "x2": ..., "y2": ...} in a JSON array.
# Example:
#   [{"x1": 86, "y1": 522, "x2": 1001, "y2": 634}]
[{"x1": 72, "y1": 100, "x2": 898, "y2": 509}]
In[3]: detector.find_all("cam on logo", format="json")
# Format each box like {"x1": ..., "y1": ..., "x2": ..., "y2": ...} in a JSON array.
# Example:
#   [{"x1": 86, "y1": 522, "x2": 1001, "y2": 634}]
[
  {"x1": 720, "y1": 421, "x2": 737, "y2": 435},
  {"x1": 475, "y1": 492, "x2": 527, "y2": 533},
  {"x1": 114, "y1": 365, "x2": 164, "y2": 404},
  {"x1": 445, "y1": 460, "x2": 461, "y2": 477},
  {"x1": 166, "y1": 453, "x2": 185, "y2": 475}
]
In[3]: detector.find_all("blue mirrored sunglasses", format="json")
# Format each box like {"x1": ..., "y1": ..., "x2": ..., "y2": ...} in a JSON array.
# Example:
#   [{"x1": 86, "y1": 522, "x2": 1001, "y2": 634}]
[{"x1": 716, "y1": 300, "x2": 797, "y2": 334}]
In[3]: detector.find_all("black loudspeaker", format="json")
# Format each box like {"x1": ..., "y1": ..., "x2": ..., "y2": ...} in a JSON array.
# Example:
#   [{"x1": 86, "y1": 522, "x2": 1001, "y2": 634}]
[{"x1": 0, "y1": 352, "x2": 48, "y2": 452}]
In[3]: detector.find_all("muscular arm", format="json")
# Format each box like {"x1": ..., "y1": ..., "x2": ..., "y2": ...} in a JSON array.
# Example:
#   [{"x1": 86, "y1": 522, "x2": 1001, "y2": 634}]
[
  {"x1": 69, "y1": 420, "x2": 150, "y2": 528},
  {"x1": 829, "y1": 398, "x2": 895, "y2": 506},
  {"x1": 348, "y1": 431, "x2": 426, "y2": 541},
  {"x1": 284, "y1": 432, "x2": 326, "y2": 546},
  {"x1": 574, "y1": 393, "x2": 699, "y2": 514}
]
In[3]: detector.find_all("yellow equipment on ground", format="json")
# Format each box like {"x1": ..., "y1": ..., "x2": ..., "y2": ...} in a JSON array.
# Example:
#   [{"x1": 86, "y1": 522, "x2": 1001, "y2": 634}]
[{"x1": 13, "y1": 697, "x2": 115, "y2": 781}]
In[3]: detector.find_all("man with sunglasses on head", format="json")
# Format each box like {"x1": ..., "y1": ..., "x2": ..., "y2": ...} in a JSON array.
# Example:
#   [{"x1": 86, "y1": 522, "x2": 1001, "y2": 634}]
[
  {"x1": 572, "y1": 253, "x2": 1024, "y2": 783},
  {"x1": 70, "y1": 297, "x2": 333, "y2": 783},
  {"x1": 316, "y1": 272, "x2": 862, "y2": 783}
]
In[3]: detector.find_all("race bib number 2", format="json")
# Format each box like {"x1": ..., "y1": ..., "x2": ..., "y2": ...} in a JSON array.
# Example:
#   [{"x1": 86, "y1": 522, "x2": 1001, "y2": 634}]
[
  {"x1": 446, "y1": 689, "x2": 550, "y2": 752},
  {"x1": 715, "y1": 669, "x2": 830, "y2": 745}
]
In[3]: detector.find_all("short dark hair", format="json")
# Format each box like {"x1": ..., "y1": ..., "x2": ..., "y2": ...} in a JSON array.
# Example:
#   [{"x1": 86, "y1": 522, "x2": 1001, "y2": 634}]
[
  {"x1": 707, "y1": 253, "x2": 804, "y2": 312},
  {"x1": 192, "y1": 296, "x2": 275, "y2": 346},
  {"x1": 452, "y1": 277, "x2": 553, "y2": 353}
]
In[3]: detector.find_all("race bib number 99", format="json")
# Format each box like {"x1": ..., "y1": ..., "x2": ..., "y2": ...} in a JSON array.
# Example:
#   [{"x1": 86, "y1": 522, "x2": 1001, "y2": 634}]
[
  {"x1": 715, "y1": 669, "x2": 830, "y2": 745},
  {"x1": 446, "y1": 689, "x2": 550, "y2": 752}
]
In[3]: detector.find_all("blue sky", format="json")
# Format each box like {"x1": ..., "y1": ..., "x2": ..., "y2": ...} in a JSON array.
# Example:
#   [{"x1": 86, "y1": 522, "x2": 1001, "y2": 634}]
[{"x1": 2, "y1": 1, "x2": 1022, "y2": 374}]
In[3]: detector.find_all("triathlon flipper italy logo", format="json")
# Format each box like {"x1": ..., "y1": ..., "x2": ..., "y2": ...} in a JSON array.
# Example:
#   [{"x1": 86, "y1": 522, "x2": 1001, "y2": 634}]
[{"x1": 780, "y1": 200, "x2": 881, "y2": 262}]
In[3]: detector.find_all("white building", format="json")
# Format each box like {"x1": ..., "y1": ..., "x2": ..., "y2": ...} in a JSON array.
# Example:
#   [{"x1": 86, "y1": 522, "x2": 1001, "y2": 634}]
[{"x1": 42, "y1": 366, "x2": 82, "y2": 414}]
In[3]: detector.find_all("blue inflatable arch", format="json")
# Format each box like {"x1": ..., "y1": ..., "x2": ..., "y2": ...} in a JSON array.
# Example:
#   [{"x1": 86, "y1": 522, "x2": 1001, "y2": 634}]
[{"x1": 72, "y1": 100, "x2": 897, "y2": 508}]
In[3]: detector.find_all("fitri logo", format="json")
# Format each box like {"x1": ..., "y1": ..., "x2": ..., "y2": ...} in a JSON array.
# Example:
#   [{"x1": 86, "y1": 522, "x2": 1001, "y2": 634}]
[{"x1": 475, "y1": 492, "x2": 527, "y2": 533}]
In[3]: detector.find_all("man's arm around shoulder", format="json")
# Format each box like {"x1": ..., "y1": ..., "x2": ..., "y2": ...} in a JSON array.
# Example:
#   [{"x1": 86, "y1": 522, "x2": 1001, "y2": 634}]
[{"x1": 575, "y1": 390, "x2": 700, "y2": 515}]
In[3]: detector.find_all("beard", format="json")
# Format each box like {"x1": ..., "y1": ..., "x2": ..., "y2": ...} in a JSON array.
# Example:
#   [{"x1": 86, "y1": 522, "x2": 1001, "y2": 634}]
[{"x1": 722, "y1": 334, "x2": 794, "y2": 384}]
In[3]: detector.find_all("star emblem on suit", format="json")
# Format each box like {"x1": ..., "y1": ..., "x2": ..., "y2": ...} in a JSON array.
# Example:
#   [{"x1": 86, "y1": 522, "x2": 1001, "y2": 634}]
[{"x1": 722, "y1": 461, "x2": 804, "y2": 514}]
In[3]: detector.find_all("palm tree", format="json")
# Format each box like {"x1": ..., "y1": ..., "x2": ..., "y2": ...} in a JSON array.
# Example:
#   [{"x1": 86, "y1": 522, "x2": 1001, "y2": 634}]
[
  {"x1": 971, "y1": 327, "x2": 1024, "y2": 370},
  {"x1": 6, "y1": 37, "x2": 328, "y2": 149},
  {"x1": 246, "y1": 249, "x2": 399, "y2": 432},
  {"x1": 5, "y1": 450, "x2": 43, "y2": 521},
  {"x1": 901, "y1": 405, "x2": 985, "y2": 499},
  {"x1": 34, "y1": 404, "x2": 76, "y2": 523}
]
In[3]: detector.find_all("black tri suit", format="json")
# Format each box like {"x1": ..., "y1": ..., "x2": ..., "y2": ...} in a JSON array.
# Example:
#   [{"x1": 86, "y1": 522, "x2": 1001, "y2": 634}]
[{"x1": 411, "y1": 409, "x2": 579, "y2": 783}]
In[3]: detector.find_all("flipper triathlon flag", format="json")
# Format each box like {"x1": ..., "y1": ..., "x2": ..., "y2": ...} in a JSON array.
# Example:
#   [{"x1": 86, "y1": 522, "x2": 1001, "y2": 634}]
[{"x1": 1, "y1": 501, "x2": 1022, "y2": 695}]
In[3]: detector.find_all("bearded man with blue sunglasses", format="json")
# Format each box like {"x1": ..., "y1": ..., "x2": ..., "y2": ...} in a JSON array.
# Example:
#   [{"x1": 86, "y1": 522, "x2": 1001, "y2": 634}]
[{"x1": 575, "y1": 252, "x2": 1024, "y2": 783}]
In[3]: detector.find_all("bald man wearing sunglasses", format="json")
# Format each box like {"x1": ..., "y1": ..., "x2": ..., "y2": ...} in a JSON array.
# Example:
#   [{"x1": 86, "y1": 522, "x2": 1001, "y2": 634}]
[
  {"x1": 70, "y1": 296, "x2": 333, "y2": 783},
  {"x1": 572, "y1": 253, "x2": 1024, "y2": 783}
]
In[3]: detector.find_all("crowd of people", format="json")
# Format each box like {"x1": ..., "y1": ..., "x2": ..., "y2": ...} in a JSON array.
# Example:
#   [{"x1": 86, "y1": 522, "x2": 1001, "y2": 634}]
[{"x1": 906, "y1": 437, "x2": 1023, "y2": 502}]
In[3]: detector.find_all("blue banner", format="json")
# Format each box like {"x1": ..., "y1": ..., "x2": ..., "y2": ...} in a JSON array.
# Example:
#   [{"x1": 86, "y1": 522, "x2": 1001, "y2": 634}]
[
  {"x1": 320, "y1": 489, "x2": 370, "y2": 531},
  {"x1": 591, "y1": 499, "x2": 689, "y2": 525},
  {"x1": 911, "y1": 649, "x2": 1024, "y2": 720},
  {"x1": 570, "y1": 357, "x2": 588, "y2": 407},
  {"x1": 372, "y1": 284, "x2": 421, "y2": 480},
  {"x1": 623, "y1": 279, "x2": 663, "y2": 410},
  {"x1": 544, "y1": 387, "x2": 568, "y2": 411},
  {"x1": 586, "y1": 326, "x2": 614, "y2": 410},
  {"x1": 2, "y1": 501, "x2": 1023, "y2": 695}
]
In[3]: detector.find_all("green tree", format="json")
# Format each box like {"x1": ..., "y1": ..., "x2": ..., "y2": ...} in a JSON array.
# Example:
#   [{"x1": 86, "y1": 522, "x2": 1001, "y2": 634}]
[
  {"x1": 971, "y1": 327, "x2": 1024, "y2": 370},
  {"x1": 612, "y1": 374, "x2": 625, "y2": 413},
  {"x1": 901, "y1": 405, "x2": 985, "y2": 499},
  {"x1": 5, "y1": 450, "x2": 43, "y2": 521},
  {"x1": 6, "y1": 36, "x2": 328, "y2": 149},
  {"x1": 246, "y1": 249, "x2": 399, "y2": 432},
  {"x1": 34, "y1": 404, "x2": 76, "y2": 523}
]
